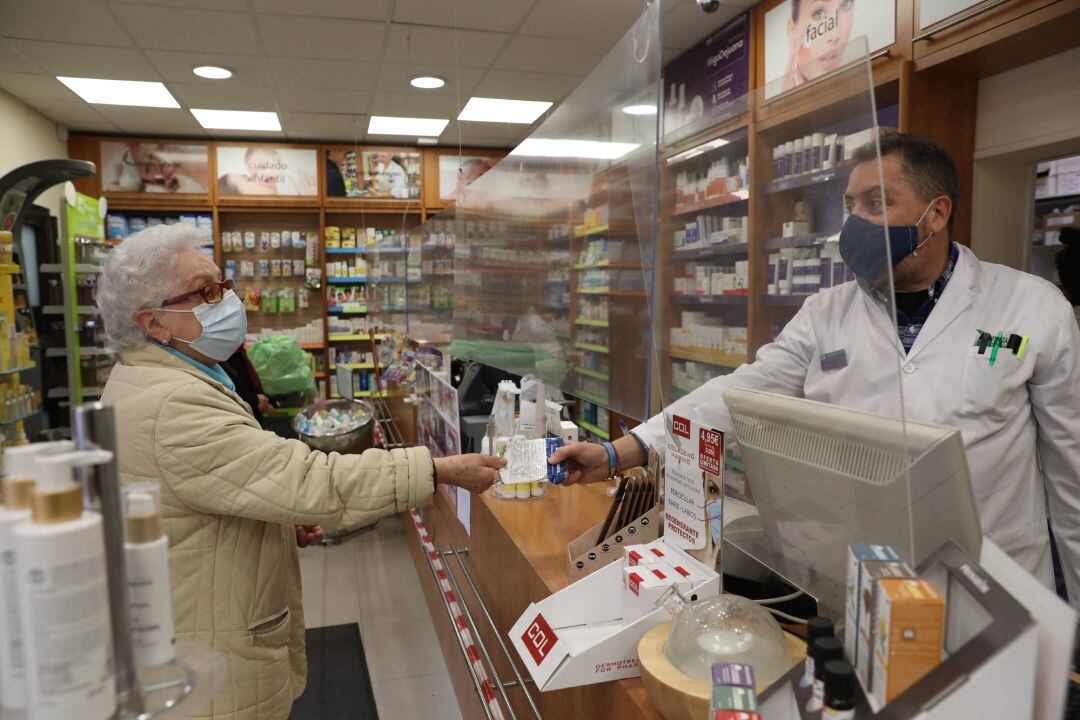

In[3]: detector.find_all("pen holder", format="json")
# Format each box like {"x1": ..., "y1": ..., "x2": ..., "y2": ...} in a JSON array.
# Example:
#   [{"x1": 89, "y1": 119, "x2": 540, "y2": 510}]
[{"x1": 567, "y1": 505, "x2": 660, "y2": 582}]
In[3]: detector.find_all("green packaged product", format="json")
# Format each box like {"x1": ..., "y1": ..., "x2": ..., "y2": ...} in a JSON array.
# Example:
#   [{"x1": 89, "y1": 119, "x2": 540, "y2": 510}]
[{"x1": 248, "y1": 335, "x2": 317, "y2": 398}]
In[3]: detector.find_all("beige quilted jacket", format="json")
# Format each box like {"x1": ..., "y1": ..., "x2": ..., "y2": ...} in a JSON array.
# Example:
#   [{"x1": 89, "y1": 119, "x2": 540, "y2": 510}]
[{"x1": 101, "y1": 344, "x2": 434, "y2": 719}]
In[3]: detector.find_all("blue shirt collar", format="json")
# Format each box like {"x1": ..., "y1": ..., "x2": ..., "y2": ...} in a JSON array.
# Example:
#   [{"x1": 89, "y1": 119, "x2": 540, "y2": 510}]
[{"x1": 161, "y1": 345, "x2": 236, "y2": 393}]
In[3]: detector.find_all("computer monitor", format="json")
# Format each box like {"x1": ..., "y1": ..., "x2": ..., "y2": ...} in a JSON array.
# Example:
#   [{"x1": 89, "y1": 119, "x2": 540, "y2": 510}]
[{"x1": 721, "y1": 387, "x2": 983, "y2": 619}]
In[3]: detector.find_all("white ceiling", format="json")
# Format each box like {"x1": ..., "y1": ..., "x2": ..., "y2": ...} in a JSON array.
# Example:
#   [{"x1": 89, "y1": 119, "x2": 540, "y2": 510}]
[{"x1": 0, "y1": 0, "x2": 752, "y2": 148}]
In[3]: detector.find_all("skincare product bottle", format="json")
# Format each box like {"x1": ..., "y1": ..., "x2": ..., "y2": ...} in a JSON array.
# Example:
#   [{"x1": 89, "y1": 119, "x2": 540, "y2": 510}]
[
  {"x1": 15, "y1": 449, "x2": 116, "y2": 720},
  {"x1": 793, "y1": 138, "x2": 804, "y2": 176},
  {"x1": 0, "y1": 442, "x2": 73, "y2": 711},
  {"x1": 807, "y1": 637, "x2": 843, "y2": 713},
  {"x1": 812, "y1": 133, "x2": 825, "y2": 172},
  {"x1": 803, "y1": 135, "x2": 814, "y2": 174},
  {"x1": 801, "y1": 616, "x2": 835, "y2": 688},
  {"x1": 823, "y1": 134, "x2": 837, "y2": 171},
  {"x1": 822, "y1": 659, "x2": 856, "y2": 719},
  {"x1": 123, "y1": 484, "x2": 176, "y2": 667}
]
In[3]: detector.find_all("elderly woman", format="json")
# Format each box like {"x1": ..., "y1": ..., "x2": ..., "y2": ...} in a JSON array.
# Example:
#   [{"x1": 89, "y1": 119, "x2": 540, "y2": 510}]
[{"x1": 98, "y1": 224, "x2": 503, "y2": 720}]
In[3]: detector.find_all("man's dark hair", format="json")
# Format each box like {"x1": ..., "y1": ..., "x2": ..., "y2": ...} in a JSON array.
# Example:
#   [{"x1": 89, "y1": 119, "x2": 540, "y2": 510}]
[
  {"x1": 1055, "y1": 226, "x2": 1080, "y2": 305},
  {"x1": 852, "y1": 132, "x2": 960, "y2": 234}
]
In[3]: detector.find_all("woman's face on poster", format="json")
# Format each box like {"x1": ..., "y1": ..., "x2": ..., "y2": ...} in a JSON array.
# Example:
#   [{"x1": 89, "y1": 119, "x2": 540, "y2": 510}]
[{"x1": 789, "y1": 0, "x2": 855, "y2": 73}]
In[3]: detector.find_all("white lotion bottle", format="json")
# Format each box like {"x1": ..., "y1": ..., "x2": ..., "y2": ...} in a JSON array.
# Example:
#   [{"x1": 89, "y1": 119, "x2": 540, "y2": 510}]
[
  {"x1": 14, "y1": 449, "x2": 116, "y2": 720},
  {"x1": 123, "y1": 484, "x2": 176, "y2": 667},
  {"x1": 0, "y1": 441, "x2": 73, "y2": 711}
]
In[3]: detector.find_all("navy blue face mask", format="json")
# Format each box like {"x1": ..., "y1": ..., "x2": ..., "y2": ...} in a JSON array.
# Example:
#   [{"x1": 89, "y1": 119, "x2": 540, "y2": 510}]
[{"x1": 839, "y1": 200, "x2": 936, "y2": 283}]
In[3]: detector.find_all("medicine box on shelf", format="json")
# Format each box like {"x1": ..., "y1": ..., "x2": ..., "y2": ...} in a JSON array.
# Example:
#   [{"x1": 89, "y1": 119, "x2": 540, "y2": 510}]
[{"x1": 509, "y1": 539, "x2": 719, "y2": 692}]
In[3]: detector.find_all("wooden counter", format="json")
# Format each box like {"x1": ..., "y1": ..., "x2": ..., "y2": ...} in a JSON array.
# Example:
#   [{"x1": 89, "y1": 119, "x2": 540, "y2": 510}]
[{"x1": 404, "y1": 481, "x2": 663, "y2": 720}]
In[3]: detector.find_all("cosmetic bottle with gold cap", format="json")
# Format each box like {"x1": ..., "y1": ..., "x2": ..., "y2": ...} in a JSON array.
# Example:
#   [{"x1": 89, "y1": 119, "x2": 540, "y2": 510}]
[
  {"x1": 0, "y1": 441, "x2": 73, "y2": 711},
  {"x1": 123, "y1": 483, "x2": 176, "y2": 667},
  {"x1": 14, "y1": 448, "x2": 116, "y2": 720}
]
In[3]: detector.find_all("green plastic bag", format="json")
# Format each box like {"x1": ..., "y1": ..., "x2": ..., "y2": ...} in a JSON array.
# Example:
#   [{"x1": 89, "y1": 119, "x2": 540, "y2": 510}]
[{"x1": 249, "y1": 336, "x2": 317, "y2": 398}]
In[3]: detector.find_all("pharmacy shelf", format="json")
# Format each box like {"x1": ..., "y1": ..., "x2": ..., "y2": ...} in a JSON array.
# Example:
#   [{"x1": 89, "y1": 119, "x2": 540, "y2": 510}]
[
  {"x1": 764, "y1": 163, "x2": 853, "y2": 195},
  {"x1": 571, "y1": 389, "x2": 609, "y2": 406},
  {"x1": 330, "y1": 390, "x2": 389, "y2": 399},
  {"x1": 762, "y1": 233, "x2": 834, "y2": 251},
  {"x1": 573, "y1": 224, "x2": 609, "y2": 238},
  {"x1": 0, "y1": 365, "x2": 35, "y2": 376},
  {"x1": 0, "y1": 264, "x2": 22, "y2": 275},
  {"x1": 762, "y1": 294, "x2": 811, "y2": 307},
  {"x1": 575, "y1": 366, "x2": 610, "y2": 382},
  {"x1": 329, "y1": 334, "x2": 389, "y2": 343},
  {"x1": 47, "y1": 386, "x2": 103, "y2": 399},
  {"x1": 574, "y1": 318, "x2": 609, "y2": 328},
  {"x1": 325, "y1": 247, "x2": 408, "y2": 255},
  {"x1": 574, "y1": 419, "x2": 610, "y2": 441},
  {"x1": 40, "y1": 263, "x2": 102, "y2": 274},
  {"x1": 300, "y1": 343, "x2": 324, "y2": 350},
  {"x1": 330, "y1": 363, "x2": 375, "y2": 370},
  {"x1": 369, "y1": 276, "x2": 408, "y2": 283},
  {"x1": 671, "y1": 242, "x2": 749, "y2": 261},
  {"x1": 671, "y1": 294, "x2": 748, "y2": 306},
  {"x1": 327, "y1": 306, "x2": 367, "y2": 314},
  {"x1": 670, "y1": 190, "x2": 749, "y2": 217},
  {"x1": 669, "y1": 347, "x2": 746, "y2": 368},
  {"x1": 42, "y1": 305, "x2": 99, "y2": 315},
  {"x1": 575, "y1": 342, "x2": 610, "y2": 354},
  {"x1": 45, "y1": 346, "x2": 113, "y2": 358},
  {"x1": 327, "y1": 277, "x2": 368, "y2": 284}
]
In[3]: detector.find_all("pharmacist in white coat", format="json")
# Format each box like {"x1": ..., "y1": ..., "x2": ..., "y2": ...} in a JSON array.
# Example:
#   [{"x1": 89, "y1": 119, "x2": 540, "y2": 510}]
[{"x1": 551, "y1": 133, "x2": 1080, "y2": 608}]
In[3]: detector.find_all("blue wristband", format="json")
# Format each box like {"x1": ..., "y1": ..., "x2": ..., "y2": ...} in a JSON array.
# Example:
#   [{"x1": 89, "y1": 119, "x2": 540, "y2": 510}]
[{"x1": 601, "y1": 441, "x2": 617, "y2": 475}]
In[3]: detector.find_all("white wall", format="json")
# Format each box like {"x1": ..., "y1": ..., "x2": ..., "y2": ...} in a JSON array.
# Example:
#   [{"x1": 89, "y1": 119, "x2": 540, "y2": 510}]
[
  {"x1": 971, "y1": 46, "x2": 1080, "y2": 269},
  {"x1": 0, "y1": 88, "x2": 68, "y2": 216}
]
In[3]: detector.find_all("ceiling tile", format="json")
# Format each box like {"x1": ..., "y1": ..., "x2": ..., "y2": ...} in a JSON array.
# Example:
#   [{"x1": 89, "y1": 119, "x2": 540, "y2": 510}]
[
  {"x1": 281, "y1": 112, "x2": 367, "y2": 140},
  {"x1": 382, "y1": 25, "x2": 506, "y2": 69},
  {"x1": 663, "y1": 2, "x2": 748, "y2": 51},
  {"x1": 146, "y1": 50, "x2": 274, "y2": 84},
  {"x1": 0, "y1": 0, "x2": 133, "y2": 46},
  {"x1": 520, "y1": 0, "x2": 645, "y2": 43},
  {"x1": 0, "y1": 72, "x2": 81, "y2": 102},
  {"x1": 494, "y1": 35, "x2": 606, "y2": 76},
  {"x1": 275, "y1": 87, "x2": 371, "y2": 114},
  {"x1": 368, "y1": 91, "x2": 461, "y2": 118},
  {"x1": 112, "y1": 4, "x2": 261, "y2": 54},
  {"x1": 392, "y1": 0, "x2": 533, "y2": 33},
  {"x1": 443, "y1": 120, "x2": 520, "y2": 145},
  {"x1": 6, "y1": 40, "x2": 160, "y2": 80},
  {"x1": 0, "y1": 39, "x2": 42, "y2": 74},
  {"x1": 92, "y1": 105, "x2": 205, "y2": 133},
  {"x1": 112, "y1": 0, "x2": 250, "y2": 9},
  {"x1": 252, "y1": 0, "x2": 390, "y2": 21},
  {"x1": 256, "y1": 16, "x2": 385, "y2": 61},
  {"x1": 375, "y1": 63, "x2": 482, "y2": 95},
  {"x1": 167, "y1": 81, "x2": 279, "y2": 110},
  {"x1": 266, "y1": 57, "x2": 378, "y2": 91},
  {"x1": 470, "y1": 70, "x2": 581, "y2": 102},
  {"x1": 24, "y1": 99, "x2": 113, "y2": 126}
]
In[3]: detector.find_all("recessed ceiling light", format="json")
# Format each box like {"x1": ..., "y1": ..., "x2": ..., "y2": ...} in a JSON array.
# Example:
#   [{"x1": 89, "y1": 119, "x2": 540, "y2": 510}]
[
  {"x1": 622, "y1": 104, "x2": 657, "y2": 116},
  {"x1": 510, "y1": 138, "x2": 640, "y2": 161},
  {"x1": 190, "y1": 108, "x2": 281, "y2": 131},
  {"x1": 57, "y1": 76, "x2": 179, "y2": 108},
  {"x1": 193, "y1": 65, "x2": 233, "y2": 80},
  {"x1": 458, "y1": 97, "x2": 553, "y2": 124},
  {"x1": 417, "y1": 137, "x2": 439, "y2": 145},
  {"x1": 368, "y1": 115, "x2": 449, "y2": 137},
  {"x1": 410, "y1": 76, "x2": 445, "y2": 89}
]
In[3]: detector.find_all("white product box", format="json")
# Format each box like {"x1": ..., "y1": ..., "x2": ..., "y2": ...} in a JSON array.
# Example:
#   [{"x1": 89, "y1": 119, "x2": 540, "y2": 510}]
[
  {"x1": 625, "y1": 543, "x2": 670, "y2": 567},
  {"x1": 559, "y1": 420, "x2": 579, "y2": 444},
  {"x1": 622, "y1": 563, "x2": 691, "y2": 622},
  {"x1": 510, "y1": 540, "x2": 719, "y2": 691}
]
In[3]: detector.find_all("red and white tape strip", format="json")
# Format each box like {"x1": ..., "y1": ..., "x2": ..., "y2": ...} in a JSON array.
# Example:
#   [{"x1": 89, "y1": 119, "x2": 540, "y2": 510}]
[{"x1": 410, "y1": 509, "x2": 505, "y2": 720}]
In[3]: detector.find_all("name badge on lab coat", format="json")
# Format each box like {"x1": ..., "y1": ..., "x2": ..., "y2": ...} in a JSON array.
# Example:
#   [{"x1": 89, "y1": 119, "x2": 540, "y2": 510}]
[{"x1": 820, "y1": 349, "x2": 848, "y2": 371}]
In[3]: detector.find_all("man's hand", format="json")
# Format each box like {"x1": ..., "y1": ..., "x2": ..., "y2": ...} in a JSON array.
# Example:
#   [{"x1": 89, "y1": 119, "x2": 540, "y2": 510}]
[
  {"x1": 433, "y1": 454, "x2": 506, "y2": 494},
  {"x1": 257, "y1": 394, "x2": 274, "y2": 414},
  {"x1": 295, "y1": 524, "x2": 323, "y2": 548},
  {"x1": 547, "y1": 442, "x2": 611, "y2": 486}
]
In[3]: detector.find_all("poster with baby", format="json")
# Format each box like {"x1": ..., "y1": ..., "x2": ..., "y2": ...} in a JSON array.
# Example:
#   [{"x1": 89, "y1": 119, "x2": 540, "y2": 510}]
[
  {"x1": 101, "y1": 141, "x2": 210, "y2": 195},
  {"x1": 763, "y1": 0, "x2": 895, "y2": 97},
  {"x1": 216, "y1": 144, "x2": 319, "y2": 197}
]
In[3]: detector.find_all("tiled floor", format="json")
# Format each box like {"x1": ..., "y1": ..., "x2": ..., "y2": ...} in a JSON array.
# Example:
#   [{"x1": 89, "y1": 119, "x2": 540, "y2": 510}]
[{"x1": 298, "y1": 518, "x2": 463, "y2": 720}]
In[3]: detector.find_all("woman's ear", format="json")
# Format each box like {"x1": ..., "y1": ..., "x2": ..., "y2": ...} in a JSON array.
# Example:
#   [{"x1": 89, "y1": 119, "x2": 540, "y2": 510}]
[{"x1": 134, "y1": 308, "x2": 168, "y2": 344}]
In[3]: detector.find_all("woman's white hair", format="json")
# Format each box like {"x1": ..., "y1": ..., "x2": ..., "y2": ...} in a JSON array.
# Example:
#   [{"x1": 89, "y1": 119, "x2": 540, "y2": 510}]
[{"x1": 97, "y1": 223, "x2": 205, "y2": 353}]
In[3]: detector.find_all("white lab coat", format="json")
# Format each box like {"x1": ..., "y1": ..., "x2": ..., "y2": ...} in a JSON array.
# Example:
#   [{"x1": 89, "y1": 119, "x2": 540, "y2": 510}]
[{"x1": 635, "y1": 244, "x2": 1080, "y2": 608}]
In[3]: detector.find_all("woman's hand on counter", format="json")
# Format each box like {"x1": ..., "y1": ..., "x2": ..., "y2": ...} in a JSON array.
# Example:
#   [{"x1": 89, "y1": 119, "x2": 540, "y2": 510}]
[
  {"x1": 433, "y1": 454, "x2": 506, "y2": 494},
  {"x1": 548, "y1": 442, "x2": 610, "y2": 485}
]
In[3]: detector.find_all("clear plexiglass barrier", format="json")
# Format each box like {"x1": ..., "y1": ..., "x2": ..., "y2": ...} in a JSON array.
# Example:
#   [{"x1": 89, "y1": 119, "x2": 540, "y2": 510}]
[
  {"x1": 419, "y1": 0, "x2": 662, "y2": 422},
  {"x1": 645, "y1": 37, "x2": 986, "y2": 621}
]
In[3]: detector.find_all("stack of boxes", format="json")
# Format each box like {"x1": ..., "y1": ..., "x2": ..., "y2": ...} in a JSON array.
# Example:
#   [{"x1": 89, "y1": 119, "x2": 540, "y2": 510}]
[
  {"x1": 620, "y1": 541, "x2": 711, "y2": 622},
  {"x1": 669, "y1": 312, "x2": 748, "y2": 357},
  {"x1": 766, "y1": 244, "x2": 851, "y2": 297},
  {"x1": 324, "y1": 226, "x2": 406, "y2": 250},
  {"x1": 245, "y1": 319, "x2": 323, "y2": 347},
  {"x1": 672, "y1": 361, "x2": 725, "y2": 398},
  {"x1": 674, "y1": 156, "x2": 749, "y2": 210},
  {"x1": 674, "y1": 215, "x2": 749, "y2": 251},
  {"x1": 673, "y1": 261, "x2": 750, "y2": 297},
  {"x1": 711, "y1": 663, "x2": 760, "y2": 719}
]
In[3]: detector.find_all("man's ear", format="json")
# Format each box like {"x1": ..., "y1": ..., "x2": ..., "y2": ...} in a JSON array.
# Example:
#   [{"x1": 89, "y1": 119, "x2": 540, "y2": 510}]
[{"x1": 930, "y1": 196, "x2": 952, "y2": 234}]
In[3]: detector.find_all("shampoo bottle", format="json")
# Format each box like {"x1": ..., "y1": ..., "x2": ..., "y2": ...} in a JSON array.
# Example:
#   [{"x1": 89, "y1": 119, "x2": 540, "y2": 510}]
[
  {"x1": 0, "y1": 442, "x2": 73, "y2": 711},
  {"x1": 123, "y1": 484, "x2": 176, "y2": 667},
  {"x1": 14, "y1": 449, "x2": 116, "y2": 720}
]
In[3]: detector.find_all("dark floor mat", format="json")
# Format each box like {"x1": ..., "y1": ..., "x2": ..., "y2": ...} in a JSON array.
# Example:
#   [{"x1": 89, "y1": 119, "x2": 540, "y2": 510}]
[{"x1": 290, "y1": 623, "x2": 379, "y2": 720}]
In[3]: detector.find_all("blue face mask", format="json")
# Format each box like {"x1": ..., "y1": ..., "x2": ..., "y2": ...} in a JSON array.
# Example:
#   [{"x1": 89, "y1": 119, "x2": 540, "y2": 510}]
[
  {"x1": 158, "y1": 290, "x2": 247, "y2": 362},
  {"x1": 839, "y1": 200, "x2": 936, "y2": 282}
]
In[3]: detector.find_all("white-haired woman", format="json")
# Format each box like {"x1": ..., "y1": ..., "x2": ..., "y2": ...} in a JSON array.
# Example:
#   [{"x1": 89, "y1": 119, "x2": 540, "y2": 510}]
[{"x1": 98, "y1": 224, "x2": 503, "y2": 720}]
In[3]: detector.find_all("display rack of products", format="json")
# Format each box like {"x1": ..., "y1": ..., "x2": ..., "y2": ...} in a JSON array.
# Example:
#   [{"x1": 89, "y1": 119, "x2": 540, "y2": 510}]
[
  {"x1": 0, "y1": 232, "x2": 37, "y2": 447},
  {"x1": 405, "y1": 218, "x2": 456, "y2": 346},
  {"x1": 106, "y1": 211, "x2": 214, "y2": 256}
]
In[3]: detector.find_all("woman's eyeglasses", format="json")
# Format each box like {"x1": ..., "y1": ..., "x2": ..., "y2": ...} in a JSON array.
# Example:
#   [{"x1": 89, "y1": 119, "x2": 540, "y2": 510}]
[{"x1": 159, "y1": 279, "x2": 234, "y2": 308}]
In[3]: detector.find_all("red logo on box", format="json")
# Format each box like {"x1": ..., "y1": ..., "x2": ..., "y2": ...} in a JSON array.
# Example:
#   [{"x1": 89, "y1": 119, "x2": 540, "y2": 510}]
[
  {"x1": 673, "y1": 565, "x2": 690, "y2": 577},
  {"x1": 629, "y1": 572, "x2": 643, "y2": 596},
  {"x1": 522, "y1": 614, "x2": 557, "y2": 665},
  {"x1": 699, "y1": 427, "x2": 723, "y2": 475},
  {"x1": 672, "y1": 415, "x2": 691, "y2": 439},
  {"x1": 651, "y1": 568, "x2": 667, "y2": 581}
]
